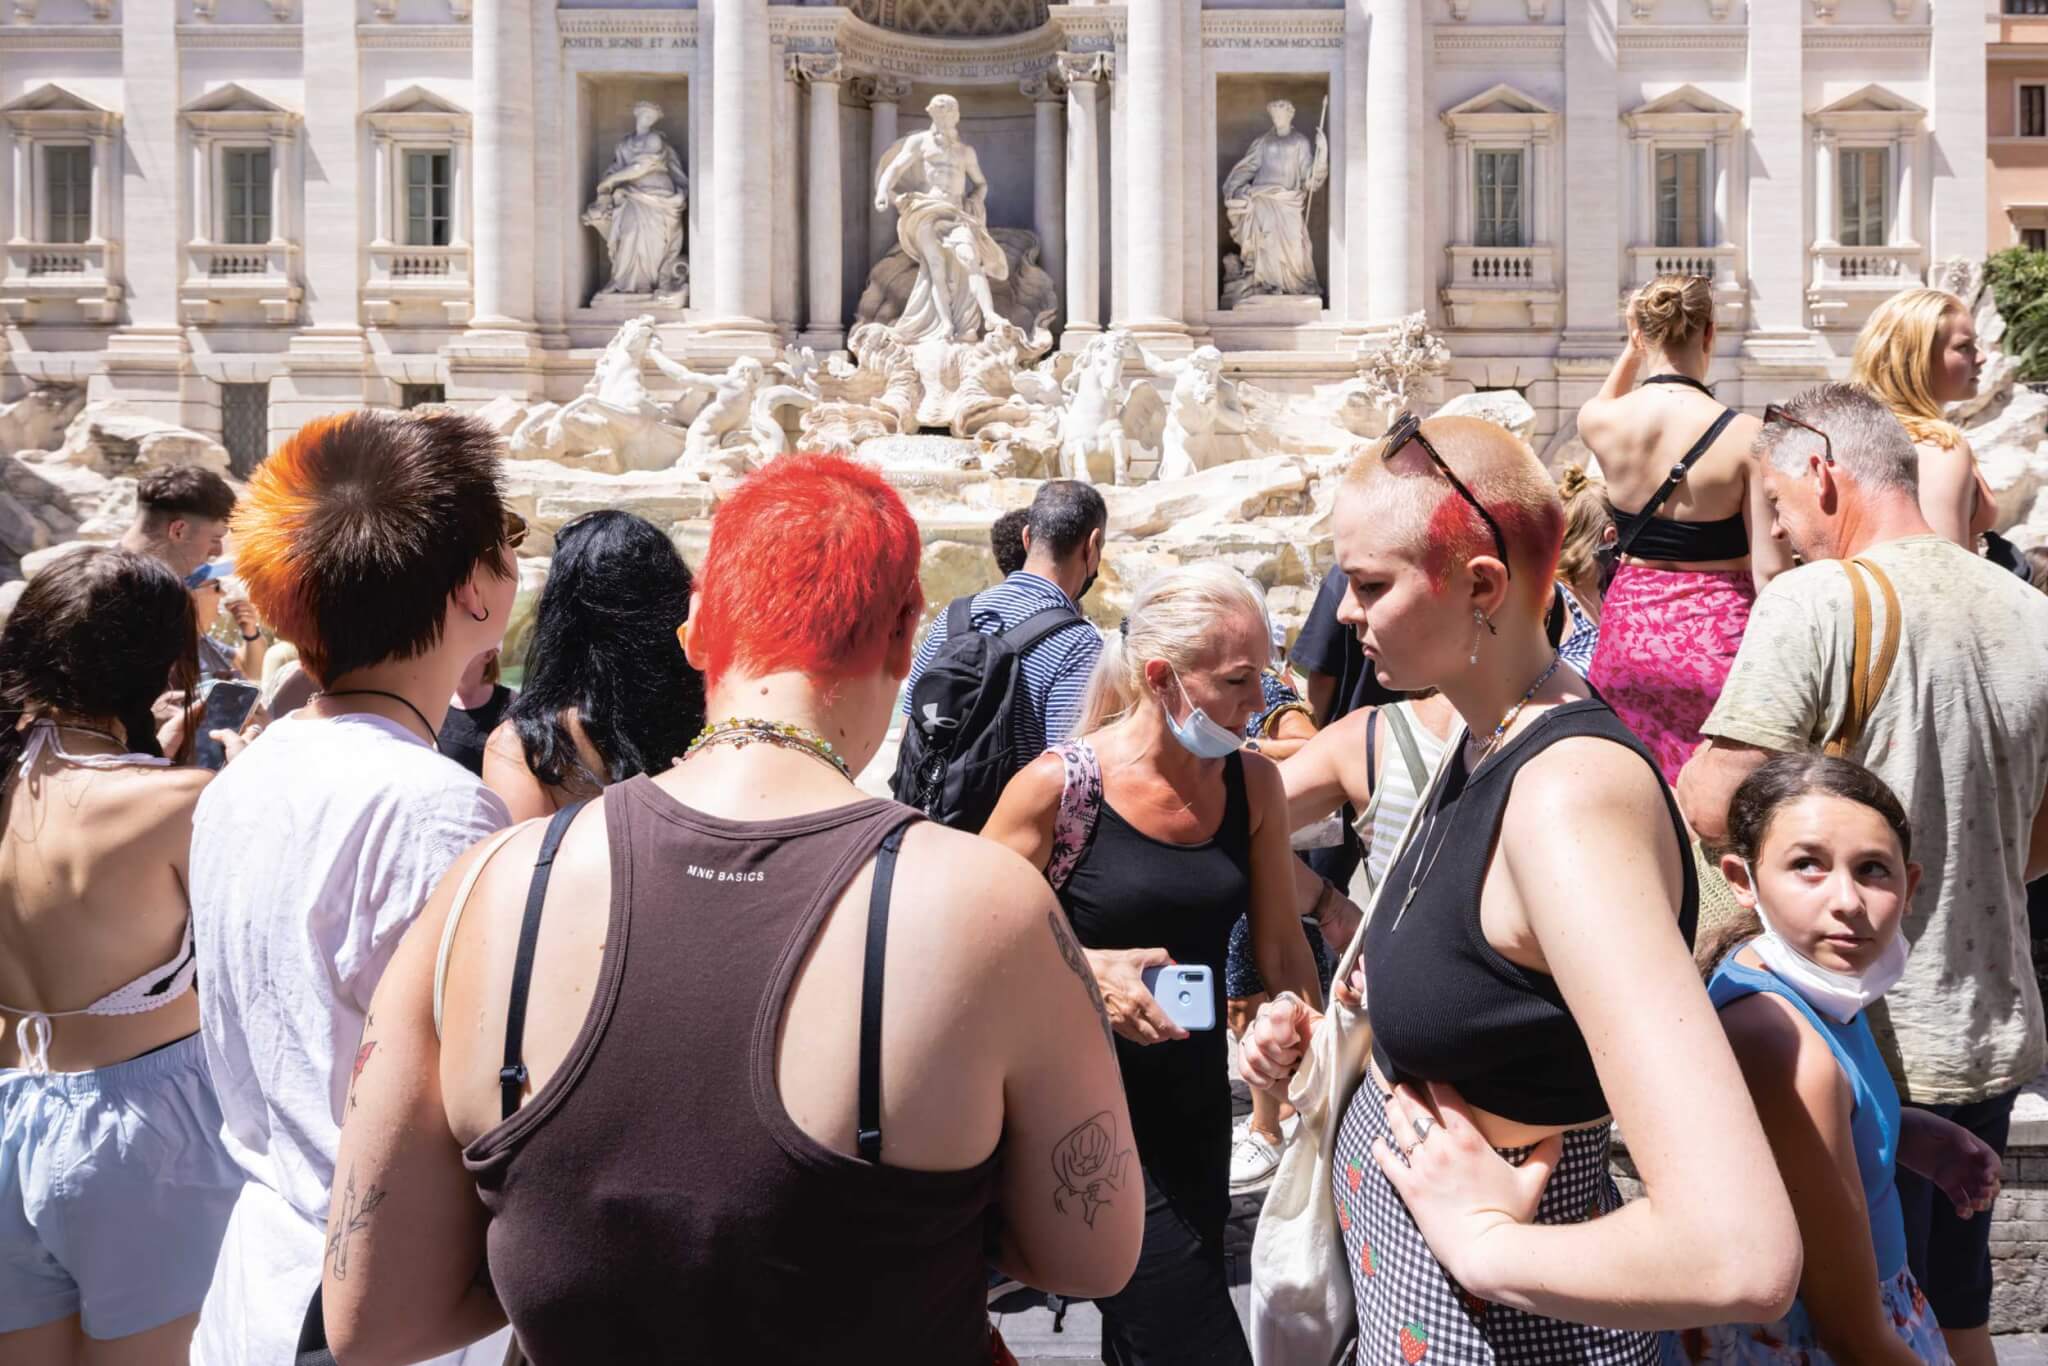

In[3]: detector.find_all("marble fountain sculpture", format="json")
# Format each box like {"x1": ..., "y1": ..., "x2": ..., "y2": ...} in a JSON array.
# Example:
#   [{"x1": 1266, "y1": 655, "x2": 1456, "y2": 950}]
[
  {"x1": 583, "y1": 101, "x2": 689, "y2": 307},
  {"x1": 1222, "y1": 99, "x2": 1330, "y2": 310}
]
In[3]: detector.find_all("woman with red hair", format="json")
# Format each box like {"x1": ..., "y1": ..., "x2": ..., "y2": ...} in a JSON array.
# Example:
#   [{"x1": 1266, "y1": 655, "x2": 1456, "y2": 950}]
[{"x1": 322, "y1": 453, "x2": 1140, "y2": 1365}]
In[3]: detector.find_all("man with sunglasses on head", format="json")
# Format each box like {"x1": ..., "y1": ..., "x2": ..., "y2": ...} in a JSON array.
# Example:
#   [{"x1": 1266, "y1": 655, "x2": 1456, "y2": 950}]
[{"x1": 1678, "y1": 383, "x2": 2048, "y2": 1366}]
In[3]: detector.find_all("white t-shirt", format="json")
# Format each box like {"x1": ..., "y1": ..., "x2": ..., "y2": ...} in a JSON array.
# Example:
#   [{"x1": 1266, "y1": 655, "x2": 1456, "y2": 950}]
[
  {"x1": 189, "y1": 713, "x2": 510, "y2": 1366},
  {"x1": 1703, "y1": 535, "x2": 2048, "y2": 1104}
]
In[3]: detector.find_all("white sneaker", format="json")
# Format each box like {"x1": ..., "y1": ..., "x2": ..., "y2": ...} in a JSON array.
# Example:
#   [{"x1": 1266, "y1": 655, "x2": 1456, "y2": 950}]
[{"x1": 1230, "y1": 1127, "x2": 1285, "y2": 1191}]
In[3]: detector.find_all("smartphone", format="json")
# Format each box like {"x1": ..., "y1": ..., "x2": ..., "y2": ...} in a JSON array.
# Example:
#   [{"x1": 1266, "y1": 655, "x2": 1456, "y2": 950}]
[
  {"x1": 1141, "y1": 963, "x2": 1216, "y2": 1033},
  {"x1": 193, "y1": 679, "x2": 260, "y2": 770}
]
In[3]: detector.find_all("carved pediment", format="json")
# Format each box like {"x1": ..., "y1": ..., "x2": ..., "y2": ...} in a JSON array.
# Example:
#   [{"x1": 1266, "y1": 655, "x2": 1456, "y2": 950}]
[
  {"x1": 2, "y1": 84, "x2": 119, "y2": 134},
  {"x1": 1812, "y1": 84, "x2": 1925, "y2": 136},
  {"x1": 364, "y1": 85, "x2": 470, "y2": 136},
  {"x1": 1625, "y1": 84, "x2": 1741, "y2": 135},
  {"x1": 1442, "y1": 84, "x2": 1558, "y2": 138},
  {"x1": 184, "y1": 83, "x2": 300, "y2": 134}
]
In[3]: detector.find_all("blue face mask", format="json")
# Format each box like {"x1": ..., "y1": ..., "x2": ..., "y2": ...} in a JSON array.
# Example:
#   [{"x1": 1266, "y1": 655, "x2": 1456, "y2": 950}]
[{"x1": 1164, "y1": 666, "x2": 1244, "y2": 760}]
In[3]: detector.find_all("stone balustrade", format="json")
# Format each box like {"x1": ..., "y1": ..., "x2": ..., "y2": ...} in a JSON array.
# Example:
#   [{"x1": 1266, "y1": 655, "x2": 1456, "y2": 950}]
[{"x1": 0, "y1": 241, "x2": 121, "y2": 322}]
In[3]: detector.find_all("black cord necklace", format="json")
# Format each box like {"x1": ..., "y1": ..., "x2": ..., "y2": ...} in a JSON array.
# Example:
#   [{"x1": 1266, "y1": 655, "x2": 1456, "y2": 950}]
[
  {"x1": 1642, "y1": 373, "x2": 1717, "y2": 399},
  {"x1": 314, "y1": 689, "x2": 438, "y2": 747}
]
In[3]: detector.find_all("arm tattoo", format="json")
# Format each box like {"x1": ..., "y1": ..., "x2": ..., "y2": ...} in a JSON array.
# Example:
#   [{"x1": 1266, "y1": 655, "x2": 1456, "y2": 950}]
[
  {"x1": 1051, "y1": 1111, "x2": 1133, "y2": 1229},
  {"x1": 324, "y1": 1167, "x2": 389, "y2": 1281},
  {"x1": 1047, "y1": 911, "x2": 1117, "y2": 1058}
]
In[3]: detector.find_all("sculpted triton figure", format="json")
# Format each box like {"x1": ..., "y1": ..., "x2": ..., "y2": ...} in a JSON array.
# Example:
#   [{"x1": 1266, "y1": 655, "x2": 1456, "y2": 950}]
[
  {"x1": 1221, "y1": 99, "x2": 1328, "y2": 306},
  {"x1": 872, "y1": 94, "x2": 1009, "y2": 344},
  {"x1": 584, "y1": 100, "x2": 689, "y2": 303}
]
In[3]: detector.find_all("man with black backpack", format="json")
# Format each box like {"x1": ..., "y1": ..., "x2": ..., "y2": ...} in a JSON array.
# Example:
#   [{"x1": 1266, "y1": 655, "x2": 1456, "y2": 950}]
[{"x1": 893, "y1": 480, "x2": 1106, "y2": 830}]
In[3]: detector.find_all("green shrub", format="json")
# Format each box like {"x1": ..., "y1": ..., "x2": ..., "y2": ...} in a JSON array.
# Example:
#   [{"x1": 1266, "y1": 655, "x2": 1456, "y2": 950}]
[{"x1": 1986, "y1": 246, "x2": 2048, "y2": 382}]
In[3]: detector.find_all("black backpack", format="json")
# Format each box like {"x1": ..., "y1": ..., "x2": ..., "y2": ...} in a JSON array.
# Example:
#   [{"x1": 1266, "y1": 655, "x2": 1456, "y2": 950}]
[{"x1": 891, "y1": 595, "x2": 1090, "y2": 831}]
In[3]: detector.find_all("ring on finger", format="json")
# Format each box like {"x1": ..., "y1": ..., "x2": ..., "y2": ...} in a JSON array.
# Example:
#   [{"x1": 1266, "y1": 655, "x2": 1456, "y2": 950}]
[{"x1": 1411, "y1": 1115, "x2": 1435, "y2": 1145}]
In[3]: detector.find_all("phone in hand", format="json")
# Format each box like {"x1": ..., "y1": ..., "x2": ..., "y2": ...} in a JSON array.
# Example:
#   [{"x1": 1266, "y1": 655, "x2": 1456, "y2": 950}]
[
  {"x1": 1141, "y1": 963, "x2": 1216, "y2": 1033},
  {"x1": 193, "y1": 679, "x2": 260, "y2": 770}
]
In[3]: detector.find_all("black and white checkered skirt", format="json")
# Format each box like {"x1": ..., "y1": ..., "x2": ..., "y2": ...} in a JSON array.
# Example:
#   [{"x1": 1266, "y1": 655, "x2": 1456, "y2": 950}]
[{"x1": 1331, "y1": 1078, "x2": 1665, "y2": 1365}]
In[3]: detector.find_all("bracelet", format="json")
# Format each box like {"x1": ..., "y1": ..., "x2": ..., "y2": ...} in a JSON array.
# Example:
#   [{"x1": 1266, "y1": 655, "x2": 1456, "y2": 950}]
[{"x1": 240, "y1": 630, "x2": 262, "y2": 642}]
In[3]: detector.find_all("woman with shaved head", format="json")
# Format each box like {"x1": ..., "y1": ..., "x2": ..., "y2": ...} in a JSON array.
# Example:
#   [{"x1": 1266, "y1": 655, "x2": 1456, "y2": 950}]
[{"x1": 1246, "y1": 414, "x2": 1800, "y2": 1361}]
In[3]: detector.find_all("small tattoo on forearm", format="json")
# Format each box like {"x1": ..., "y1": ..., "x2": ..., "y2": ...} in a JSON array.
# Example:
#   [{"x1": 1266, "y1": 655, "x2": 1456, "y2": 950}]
[
  {"x1": 1048, "y1": 911, "x2": 1118, "y2": 1057},
  {"x1": 325, "y1": 1168, "x2": 389, "y2": 1281},
  {"x1": 1052, "y1": 1111, "x2": 1133, "y2": 1228}
]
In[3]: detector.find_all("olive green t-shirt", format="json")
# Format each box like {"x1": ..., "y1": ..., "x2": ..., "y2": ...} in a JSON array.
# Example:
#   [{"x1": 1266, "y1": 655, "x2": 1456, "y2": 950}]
[{"x1": 1702, "y1": 535, "x2": 2048, "y2": 1104}]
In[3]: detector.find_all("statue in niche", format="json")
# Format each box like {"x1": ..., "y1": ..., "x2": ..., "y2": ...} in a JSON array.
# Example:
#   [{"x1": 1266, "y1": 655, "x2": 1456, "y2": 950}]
[
  {"x1": 871, "y1": 94, "x2": 1010, "y2": 344},
  {"x1": 1221, "y1": 99, "x2": 1328, "y2": 307},
  {"x1": 584, "y1": 100, "x2": 689, "y2": 305}
]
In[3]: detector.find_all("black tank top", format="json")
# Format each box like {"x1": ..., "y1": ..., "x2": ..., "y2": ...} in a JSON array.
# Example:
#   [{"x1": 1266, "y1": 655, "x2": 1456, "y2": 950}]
[
  {"x1": 1363, "y1": 700, "x2": 1697, "y2": 1127},
  {"x1": 463, "y1": 778, "x2": 999, "y2": 1365},
  {"x1": 1059, "y1": 750, "x2": 1251, "y2": 1234}
]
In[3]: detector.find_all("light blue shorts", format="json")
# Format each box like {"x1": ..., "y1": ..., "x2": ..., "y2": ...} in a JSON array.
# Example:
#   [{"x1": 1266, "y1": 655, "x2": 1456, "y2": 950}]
[{"x1": 0, "y1": 1031, "x2": 243, "y2": 1339}]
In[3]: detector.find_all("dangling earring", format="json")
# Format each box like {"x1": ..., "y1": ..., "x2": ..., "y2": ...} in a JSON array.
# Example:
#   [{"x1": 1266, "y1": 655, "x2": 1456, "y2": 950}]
[
  {"x1": 469, "y1": 604, "x2": 491, "y2": 625},
  {"x1": 1469, "y1": 608, "x2": 1494, "y2": 666}
]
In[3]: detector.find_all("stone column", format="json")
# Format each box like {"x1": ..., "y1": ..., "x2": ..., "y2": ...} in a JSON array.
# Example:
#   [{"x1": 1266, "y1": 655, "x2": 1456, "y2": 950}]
[
  {"x1": 1364, "y1": 0, "x2": 1425, "y2": 323},
  {"x1": 275, "y1": 0, "x2": 373, "y2": 430},
  {"x1": 1712, "y1": 134, "x2": 1731, "y2": 248},
  {"x1": 1633, "y1": 135, "x2": 1653, "y2": 245},
  {"x1": 791, "y1": 52, "x2": 845, "y2": 350},
  {"x1": 1812, "y1": 130, "x2": 1836, "y2": 249},
  {"x1": 1117, "y1": 0, "x2": 1186, "y2": 343},
  {"x1": 268, "y1": 131, "x2": 289, "y2": 244},
  {"x1": 703, "y1": 0, "x2": 774, "y2": 346},
  {"x1": 1532, "y1": 133, "x2": 1554, "y2": 247},
  {"x1": 1450, "y1": 135, "x2": 1471, "y2": 246},
  {"x1": 113, "y1": 0, "x2": 182, "y2": 340},
  {"x1": 370, "y1": 139, "x2": 392, "y2": 247},
  {"x1": 448, "y1": 133, "x2": 469, "y2": 249},
  {"x1": 1929, "y1": 0, "x2": 1986, "y2": 265},
  {"x1": 1024, "y1": 68, "x2": 1066, "y2": 317},
  {"x1": 1742, "y1": 0, "x2": 1813, "y2": 359},
  {"x1": 856, "y1": 75, "x2": 909, "y2": 272},
  {"x1": 11, "y1": 136, "x2": 32, "y2": 242},
  {"x1": 191, "y1": 137, "x2": 213, "y2": 244},
  {"x1": 469, "y1": 0, "x2": 536, "y2": 333},
  {"x1": 1560, "y1": 0, "x2": 1621, "y2": 351},
  {"x1": 1058, "y1": 51, "x2": 1108, "y2": 342},
  {"x1": 1893, "y1": 131, "x2": 1917, "y2": 249}
]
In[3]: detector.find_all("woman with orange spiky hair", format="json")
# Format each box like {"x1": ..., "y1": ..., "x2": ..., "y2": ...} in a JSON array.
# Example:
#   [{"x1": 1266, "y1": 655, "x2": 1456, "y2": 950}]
[{"x1": 186, "y1": 409, "x2": 523, "y2": 1366}]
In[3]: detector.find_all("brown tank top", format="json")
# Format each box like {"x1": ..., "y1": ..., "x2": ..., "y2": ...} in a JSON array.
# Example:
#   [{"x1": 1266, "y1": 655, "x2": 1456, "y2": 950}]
[{"x1": 462, "y1": 776, "x2": 1000, "y2": 1365}]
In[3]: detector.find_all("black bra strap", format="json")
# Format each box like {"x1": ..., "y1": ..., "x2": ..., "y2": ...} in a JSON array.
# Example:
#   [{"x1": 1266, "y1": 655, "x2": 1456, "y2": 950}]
[
  {"x1": 857, "y1": 823, "x2": 910, "y2": 1164},
  {"x1": 501, "y1": 800, "x2": 589, "y2": 1122},
  {"x1": 1640, "y1": 372, "x2": 1718, "y2": 400},
  {"x1": 1612, "y1": 406, "x2": 1740, "y2": 561}
]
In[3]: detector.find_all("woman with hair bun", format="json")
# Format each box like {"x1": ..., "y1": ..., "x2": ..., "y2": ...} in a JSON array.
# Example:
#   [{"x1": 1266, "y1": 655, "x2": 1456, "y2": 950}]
[
  {"x1": 985, "y1": 560, "x2": 1323, "y2": 1365},
  {"x1": 1849, "y1": 288, "x2": 1992, "y2": 554},
  {"x1": 1551, "y1": 463, "x2": 1612, "y2": 676},
  {"x1": 1576, "y1": 273, "x2": 1792, "y2": 783}
]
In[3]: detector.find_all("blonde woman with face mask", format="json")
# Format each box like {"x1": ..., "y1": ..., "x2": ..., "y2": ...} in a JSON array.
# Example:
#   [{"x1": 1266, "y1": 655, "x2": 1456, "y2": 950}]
[
  {"x1": 1849, "y1": 289, "x2": 1993, "y2": 554},
  {"x1": 1682, "y1": 754, "x2": 1998, "y2": 1365}
]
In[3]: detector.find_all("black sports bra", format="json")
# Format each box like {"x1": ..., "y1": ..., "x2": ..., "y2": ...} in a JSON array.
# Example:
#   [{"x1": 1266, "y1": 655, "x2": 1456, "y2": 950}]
[{"x1": 1607, "y1": 375, "x2": 1748, "y2": 562}]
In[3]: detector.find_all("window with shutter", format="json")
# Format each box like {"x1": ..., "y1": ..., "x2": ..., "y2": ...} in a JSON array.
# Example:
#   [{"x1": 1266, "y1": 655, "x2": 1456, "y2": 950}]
[
  {"x1": 1655, "y1": 148, "x2": 1704, "y2": 249},
  {"x1": 1838, "y1": 148, "x2": 1888, "y2": 248},
  {"x1": 404, "y1": 150, "x2": 452, "y2": 247},
  {"x1": 44, "y1": 145, "x2": 91, "y2": 245},
  {"x1": 1474, "y1": 150, "x2": 1524, "y2": 249},
  {"x1": 223, "y1": 148, "x2": 272, "y2": 245}
]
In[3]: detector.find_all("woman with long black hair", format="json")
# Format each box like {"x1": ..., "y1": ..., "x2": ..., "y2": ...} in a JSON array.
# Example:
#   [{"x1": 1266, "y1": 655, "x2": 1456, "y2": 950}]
[
  {"x1": 0, "y1": 546, "x2": 242, "y2": 1365},
  {"x1": 484, "y1": 510, "x2": 706, "y2": 819}
]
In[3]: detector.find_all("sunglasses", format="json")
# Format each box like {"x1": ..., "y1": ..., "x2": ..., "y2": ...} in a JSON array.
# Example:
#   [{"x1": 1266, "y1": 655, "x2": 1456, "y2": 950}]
[
  {"x1": 1382, "y1": 412, "x2": 1511, "y2": 579},
  {"x1": 1762, "y1": 405, "x2": 1834, "y2": 467},
  {"x1": 501, "y1": 508, "x2": 529, "y2": 553}
]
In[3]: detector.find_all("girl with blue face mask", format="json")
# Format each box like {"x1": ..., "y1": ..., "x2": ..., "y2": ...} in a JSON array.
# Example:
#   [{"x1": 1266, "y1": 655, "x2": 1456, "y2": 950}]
[
  {"x1": 982, "y1": 561, "x2": 1325, "y2": 1366},
  {"x1": 1681, "y1": 754, "x2": 2001, "y2": 1365}
]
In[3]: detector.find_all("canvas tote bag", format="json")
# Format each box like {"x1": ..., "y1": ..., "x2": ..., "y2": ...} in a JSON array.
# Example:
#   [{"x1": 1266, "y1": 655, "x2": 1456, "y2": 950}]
[{"x1": 1248, "y1": 728, "x2": 1463, "y2": 1366}]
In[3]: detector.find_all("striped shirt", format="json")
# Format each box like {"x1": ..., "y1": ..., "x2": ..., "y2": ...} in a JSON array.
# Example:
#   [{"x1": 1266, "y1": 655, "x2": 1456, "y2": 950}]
[
  {"x1": 902, "y1": 571, "x2": 1104, "y2": 772},
  {"x1": 1358, "y1": 701, "x2": 1452, "y2": 896}
]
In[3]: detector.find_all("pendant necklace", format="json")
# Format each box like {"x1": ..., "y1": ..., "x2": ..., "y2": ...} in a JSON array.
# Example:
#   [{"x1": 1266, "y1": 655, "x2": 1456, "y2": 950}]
[
  {"x1": 1389, "y1": 653, "x2": 1563, "y2": 934},
  {"x1": 685, "y1": 718, "x2": 852, "y2": 780},
  {"x1": 314, "y1": 690, "x2": 439, "y2": 748}
]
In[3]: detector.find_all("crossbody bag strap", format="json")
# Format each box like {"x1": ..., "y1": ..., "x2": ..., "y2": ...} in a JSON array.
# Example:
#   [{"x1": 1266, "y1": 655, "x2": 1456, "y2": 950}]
[
  {"x1": 500, "y1": 799, "x2": 589, "y2": 1122},
  {"x1": 1046, "y1": 740, "x2": 1102, "y2": 893},
  {"x1": 1611, "y1": 407, "x2": 1740, "y2": 561},
  {"x1": 1826, "y1": 558, "x2": 1900, "y2": 757},
  {"x1": 433, "y1": 825, "x2": 525, "y2": 1040},
  {"x1": 858, "y1": 821, "x2": 913, "y2": 1164},
  {"x1": 1382, "y1": 703, "x2": 1430, "y2": 794}
]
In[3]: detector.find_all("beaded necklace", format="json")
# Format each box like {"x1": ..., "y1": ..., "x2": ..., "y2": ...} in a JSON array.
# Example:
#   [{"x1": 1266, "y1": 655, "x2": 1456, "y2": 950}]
[{"x1": 684, "y1": 718, "x2": 851, "y2": 780}]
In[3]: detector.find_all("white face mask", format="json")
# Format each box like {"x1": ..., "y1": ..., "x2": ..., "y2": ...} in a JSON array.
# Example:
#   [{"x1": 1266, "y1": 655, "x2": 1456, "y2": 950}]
[
  {"x1": 1742, "y1": 859, "x2": 1908, "y2": 1024},
  {"x1": 1163, "y1": 666, "x2": 1244, "y2": 760}
]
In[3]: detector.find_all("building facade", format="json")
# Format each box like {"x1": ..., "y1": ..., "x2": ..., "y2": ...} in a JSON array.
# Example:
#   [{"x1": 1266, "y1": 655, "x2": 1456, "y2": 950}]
[
  {"x1": 1991, "y1": 0, "x2": 2048, "y2": 254},
  {"x1": 0, "y1": 0, "x2": 1991, "y2": 468}
]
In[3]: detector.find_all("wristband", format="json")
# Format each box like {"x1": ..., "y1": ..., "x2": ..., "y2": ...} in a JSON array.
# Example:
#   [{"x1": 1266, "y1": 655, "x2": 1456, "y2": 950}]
[{"x1": 240, "y1": 630, "x2": 262, "y2": 642}]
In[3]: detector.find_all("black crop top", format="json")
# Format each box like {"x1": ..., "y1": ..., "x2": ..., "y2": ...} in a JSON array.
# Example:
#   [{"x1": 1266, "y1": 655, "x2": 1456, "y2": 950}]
[
  {"x1": 1606, "y1": 504, "x2": 1748, "y2": 562},
  {"x1": 1363, "y1": 699, "x2": 1697, "y2": 1127}
]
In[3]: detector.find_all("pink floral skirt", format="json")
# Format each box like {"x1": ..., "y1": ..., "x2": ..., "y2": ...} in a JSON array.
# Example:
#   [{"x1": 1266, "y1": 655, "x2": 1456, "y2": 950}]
[
  {"x1": 1666, "y1": 1266, "x2": 1951, "y2": 1364},
  {"x1": 1587, "y1": 564, "x2": 1755, "y2": 786}
]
